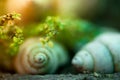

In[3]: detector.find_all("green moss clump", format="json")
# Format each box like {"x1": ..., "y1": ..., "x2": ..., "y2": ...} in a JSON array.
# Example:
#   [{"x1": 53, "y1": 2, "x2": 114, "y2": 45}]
[{"x1": 0, "y1": 12, "x2": 24, "y2": 56}]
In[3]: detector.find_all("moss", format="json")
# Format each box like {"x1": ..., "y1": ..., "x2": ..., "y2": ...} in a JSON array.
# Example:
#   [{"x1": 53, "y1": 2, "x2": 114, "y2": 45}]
[{"x1": 0, "y1": 12, "x2": 24, "y2": 56}]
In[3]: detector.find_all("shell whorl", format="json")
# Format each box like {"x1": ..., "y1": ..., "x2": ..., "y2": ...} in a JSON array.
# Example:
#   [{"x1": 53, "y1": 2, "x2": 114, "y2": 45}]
[
  {"x1": 72, "y1": 32, "x2": 120, "y2": 73},
  {"x1": 14, "y1": 38, "x2": 69, "y2": 74}
]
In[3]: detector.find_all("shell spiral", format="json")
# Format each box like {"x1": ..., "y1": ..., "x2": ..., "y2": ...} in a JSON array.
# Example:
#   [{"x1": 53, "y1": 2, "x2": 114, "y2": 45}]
[
  {"x1": 14, "y1": 38, "x2": 69, "y2": 74},
  {"x1": 72, "y1": 32, "x2": 120, "y2": 73}
]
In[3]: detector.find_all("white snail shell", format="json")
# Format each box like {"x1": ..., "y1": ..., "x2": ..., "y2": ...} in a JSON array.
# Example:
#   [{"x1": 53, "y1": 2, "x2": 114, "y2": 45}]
[
  {"x1": 14, "y1": 38, "x2": 69, "y2": 74},
  {"x1": 72, "y1": 32, "x2": 120, "y2": 73}
]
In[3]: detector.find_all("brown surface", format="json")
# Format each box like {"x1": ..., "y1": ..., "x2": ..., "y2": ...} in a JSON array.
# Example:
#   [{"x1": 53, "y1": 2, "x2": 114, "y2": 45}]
[{"x1": 0, "y1": 73, "x2": 120, "y2": 80}]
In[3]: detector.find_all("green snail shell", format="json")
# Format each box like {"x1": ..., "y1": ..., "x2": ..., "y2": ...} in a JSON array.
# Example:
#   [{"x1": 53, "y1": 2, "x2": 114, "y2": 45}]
[
  {"x1": 72, "y1": 32, "x2": 120, "y2": 73},
  {"x1": 14, "y1": 38, "x2": 69, "y2": 74}
]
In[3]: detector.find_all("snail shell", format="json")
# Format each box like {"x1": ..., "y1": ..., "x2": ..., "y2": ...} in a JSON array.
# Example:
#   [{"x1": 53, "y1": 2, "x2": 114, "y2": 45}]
[
  {"x1": 72, "y1": 32, "x2": 120, "y2": 73},
  {"x1": 14, "y1": 38, "x2": 69, "y2": 74}
]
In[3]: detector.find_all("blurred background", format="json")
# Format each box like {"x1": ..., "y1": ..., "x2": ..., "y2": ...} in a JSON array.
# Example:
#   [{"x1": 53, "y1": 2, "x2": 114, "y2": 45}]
[
  {"x1": 0, "y1": 0, "x2": 120, "y2": 29},
  {"x1": 0, "y1": 0, "x2": 120, "y2": 74}
]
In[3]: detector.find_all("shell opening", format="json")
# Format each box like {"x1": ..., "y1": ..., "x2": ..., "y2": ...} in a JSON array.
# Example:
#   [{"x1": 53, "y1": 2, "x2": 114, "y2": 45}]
[{"x1": 72, "y1": 56, "x2": 83, "y2": 68}]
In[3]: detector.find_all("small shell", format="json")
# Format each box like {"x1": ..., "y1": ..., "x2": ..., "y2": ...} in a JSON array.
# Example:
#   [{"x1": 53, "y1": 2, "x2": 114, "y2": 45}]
[
  {"x1": 72, "y1": 32, "x2": 120, "y2": 73},
  {"x1": 14, "y1": 38, "x2": 69, "y2": 74}
]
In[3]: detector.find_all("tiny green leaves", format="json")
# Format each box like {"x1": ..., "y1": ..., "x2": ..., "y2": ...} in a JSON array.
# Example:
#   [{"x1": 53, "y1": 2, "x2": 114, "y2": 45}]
[
  {"x1": 12, "y1": 12, "x2": 21, "y2": 20},
  {"x1": 0, "y1": 12, "x2": 24, "y2": 56},
  {"x1": 9, "y1": 26, "x2": 24, "y2": 56},
  {"x1": 28, "y1": 16, "x2": 65, "y2": 47},
  {"x1": 0, "y1": 12, "x2": 21, "y2": 26}
]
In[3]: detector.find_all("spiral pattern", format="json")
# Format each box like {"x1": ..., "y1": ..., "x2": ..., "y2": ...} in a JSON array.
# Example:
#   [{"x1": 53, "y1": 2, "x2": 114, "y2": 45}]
[
  {"x1": 72, "y1": 32, "x2": 120, "y2": 73},
  {"x1": 14, "y1": 38, "x2": 68, "y2": 74}
]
